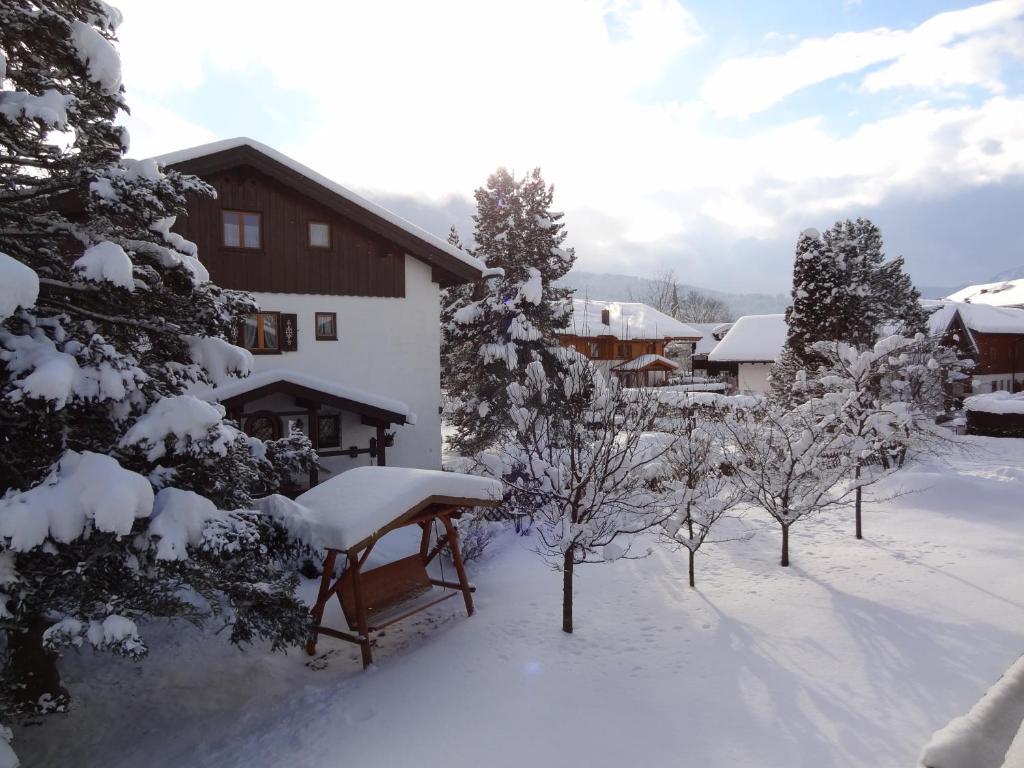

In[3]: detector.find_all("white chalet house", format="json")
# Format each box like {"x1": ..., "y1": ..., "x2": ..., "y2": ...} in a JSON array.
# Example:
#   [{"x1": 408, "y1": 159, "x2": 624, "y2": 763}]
[
  {"x1": 707, "y1": 313, "x2": 787, "y2": 394},
  {"x1": 156, "y1": 139, "x2": 485, "y2": 489}
]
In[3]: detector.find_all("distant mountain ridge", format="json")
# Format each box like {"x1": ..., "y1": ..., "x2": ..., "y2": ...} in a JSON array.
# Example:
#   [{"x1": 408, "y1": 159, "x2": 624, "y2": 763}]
[
  {"x1": 555, "y1": 270, "x2": 788, "y2": 320},
  {"x1": 557, "y1": 267, "x2": 1024, "y2": 317}
]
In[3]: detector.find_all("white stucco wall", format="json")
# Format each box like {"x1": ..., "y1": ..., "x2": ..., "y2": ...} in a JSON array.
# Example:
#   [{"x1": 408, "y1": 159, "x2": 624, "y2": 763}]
[
  {"x1": 972, "y1": 372, "x2": 1024, "y2": 393},
  {"x1": 737, "y1": 363, "x2": 772, "y2": 394},
  {"x1": 248, "y1": 255, "x2": 442, "y2": 471}
]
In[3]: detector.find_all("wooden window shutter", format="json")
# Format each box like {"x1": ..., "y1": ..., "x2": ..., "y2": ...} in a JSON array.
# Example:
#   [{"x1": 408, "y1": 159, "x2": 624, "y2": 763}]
[{"x1": 280, "y1": 313, "x2": 298, "y2": 351}]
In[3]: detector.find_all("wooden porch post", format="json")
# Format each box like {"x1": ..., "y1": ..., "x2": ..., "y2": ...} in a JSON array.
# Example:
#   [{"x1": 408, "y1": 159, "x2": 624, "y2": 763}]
[
  {"x1": 307, "y1": 404, "x2": 320, "y2": 487},
  {"x1": 376, "y1": 424, "x2": 387, "y2": 467},
  {"x1": 440, "y1": 513, "x2": 474, "y2": 617}
]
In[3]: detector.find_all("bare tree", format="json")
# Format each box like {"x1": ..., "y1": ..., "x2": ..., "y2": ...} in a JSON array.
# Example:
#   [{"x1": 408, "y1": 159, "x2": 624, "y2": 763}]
[
  {"x1": 642, "y1": 271, "x2": 732, "y2": 323},
  {"x1": 643, "y1": 269, "x2": 682, "y2": 317},
  {"x1": 725, "y1": 401, "x2": 854, "y2": 567},
  {"x1": 482, "y1": 352, "x2": 675, "y2": 632},
  {"x1": 678, "y1": 289, "x2": 732, "y2": 323},
  {"x1": 657, "y1": 401, "x2": 741, "y2": 587}
]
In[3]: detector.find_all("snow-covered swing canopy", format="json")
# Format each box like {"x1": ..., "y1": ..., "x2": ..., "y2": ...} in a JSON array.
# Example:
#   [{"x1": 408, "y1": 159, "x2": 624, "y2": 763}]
[{"x1": 262, "y1": 466, "x2": 501, "y2": 667}]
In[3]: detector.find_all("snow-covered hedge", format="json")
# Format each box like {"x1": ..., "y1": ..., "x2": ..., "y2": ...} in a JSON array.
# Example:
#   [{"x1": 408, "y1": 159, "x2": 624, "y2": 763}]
[{"x1": 918, "y1": 655, "x2": 1024, "y2": 768}]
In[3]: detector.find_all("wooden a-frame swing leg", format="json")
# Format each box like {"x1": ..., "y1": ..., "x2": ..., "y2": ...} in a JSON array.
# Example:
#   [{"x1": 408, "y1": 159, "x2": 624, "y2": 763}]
[
  {"x1": 440, "y1": 514, "x2": 474, "y2": 617},
  {"x1": 307, "y1": 549, "x2": 338, "y2": 656},
  {"x1": 347, "y1": 551, "x2": 373, "y2": 668}
]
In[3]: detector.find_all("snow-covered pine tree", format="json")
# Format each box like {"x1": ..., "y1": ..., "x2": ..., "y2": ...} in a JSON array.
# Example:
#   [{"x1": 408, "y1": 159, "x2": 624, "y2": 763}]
[
  {"x1": 0, "y1": 1, "x2": 310, "y2": 736},
  {"x1": 770, "y1": 228, "x2": 842, "y2": 404},
  {"x1": 443, "y1": 168, "x2": 575, "y2": 455},
  {"x1": 772, "y1": 220, "x2": 928, "y2": 404}
]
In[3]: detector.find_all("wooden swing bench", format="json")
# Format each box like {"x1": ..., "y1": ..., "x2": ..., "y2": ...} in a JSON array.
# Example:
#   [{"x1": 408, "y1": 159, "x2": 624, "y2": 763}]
[{"x1": 296, "y1": 466, "x2": 501, "y2": 668}]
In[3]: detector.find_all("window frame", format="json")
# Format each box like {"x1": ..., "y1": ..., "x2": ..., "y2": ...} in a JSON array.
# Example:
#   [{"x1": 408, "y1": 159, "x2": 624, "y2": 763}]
[
  {"x1": 308, "y1": 220, "x2": 331, "y2": 250},
  {"x1": 243, "y1": 311, "x2": 282, "y2": 355},
  {"x1": 314, "y1": 311, "x2": 338, "y2": 341},
  {"x1": 243, "y1": 411, "x2": 281, "y2": 441},
  {"x1": 317, "y1": 414, "x2": 341, "y2": 449},
  {"x1": 222, "y1": 209, "x2": 263, "y2": 250}
]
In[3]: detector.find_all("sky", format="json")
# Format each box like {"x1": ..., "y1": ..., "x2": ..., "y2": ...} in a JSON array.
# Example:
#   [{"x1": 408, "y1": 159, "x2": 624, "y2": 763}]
[{"x1": 115, "y1": 0, "x2": 1024, "y2": 294}]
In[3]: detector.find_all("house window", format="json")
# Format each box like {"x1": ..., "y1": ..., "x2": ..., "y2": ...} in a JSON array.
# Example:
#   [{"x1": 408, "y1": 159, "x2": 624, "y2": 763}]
[
  {"x1": 588, "y1": 342, "x2": 600, "y2": 358},
  {"x1": 617, "y1": 343, "x2": 628, "y2": 358},
  {"x1": 243, "y1": 412, "x2": 280, "y2": 442},
  {"x1": 243, "y1": 312, "x2": 280, "y2": 353},
  {"x1": 309, "y1": 221, "x2": 331, "y2": 249},
  {"x1": 223, "y1": 210, "x2": 261, "y2": 249},
  {"x1": 318, "y1": 414, "x2": 341, "y2": 448},
  {"x1": 315, "y1": 312, "x2": 337, "y2": 340}
]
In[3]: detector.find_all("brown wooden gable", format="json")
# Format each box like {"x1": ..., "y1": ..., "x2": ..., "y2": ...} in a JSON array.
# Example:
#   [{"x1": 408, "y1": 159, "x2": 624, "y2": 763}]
[{"x1": 164, "y1": 144, "x2": 481, "y2": 294}]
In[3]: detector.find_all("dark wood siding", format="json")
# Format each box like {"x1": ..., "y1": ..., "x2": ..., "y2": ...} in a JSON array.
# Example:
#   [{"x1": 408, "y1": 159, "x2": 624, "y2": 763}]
[
  {"x1": 556, "y1": 334, "x2": 668, "y2": 360},
  {"x1": 173, "y1": 167, "x2": 405, "y2": 297}
]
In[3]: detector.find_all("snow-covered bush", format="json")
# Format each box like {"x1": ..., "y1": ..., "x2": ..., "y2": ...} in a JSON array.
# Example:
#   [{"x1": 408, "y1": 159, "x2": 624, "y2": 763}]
[
  {"x1": 451, "y1": 512, "x2": 503, "y2": 564},
  {"x1": 0, "y1": 2, "x2": 312, "y2": 746}
]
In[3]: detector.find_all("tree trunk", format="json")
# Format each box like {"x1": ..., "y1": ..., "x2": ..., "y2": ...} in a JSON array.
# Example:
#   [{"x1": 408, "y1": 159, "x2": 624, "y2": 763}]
[
  {"x1": 855, "y1": 485, "x2": 863, "y2": 540},
  {"x1": 855, "y1": 464, "x2": 863, "y2": 540},
  {"x1": 562, "y1": 548, "x2": 574, "y2": 634},
  {"x1": 6, "y1": 615, "x2": 69, "y2": 713},
  {"x1": 780, "y1": 523, "x2": 790, "y2": 567},
  {"x1": 686, "y1": 504, "x2": 695, "y2": 588}
]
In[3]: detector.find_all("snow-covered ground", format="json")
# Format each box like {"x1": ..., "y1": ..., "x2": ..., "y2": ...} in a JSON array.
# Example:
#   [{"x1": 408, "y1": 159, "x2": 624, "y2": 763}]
[{"x1": 15, "y1": 436, "x2": 1024, "y2": 768}]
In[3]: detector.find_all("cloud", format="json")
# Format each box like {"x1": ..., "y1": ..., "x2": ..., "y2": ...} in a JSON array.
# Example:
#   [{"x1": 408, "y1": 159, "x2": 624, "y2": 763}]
[
  {"x1": 701, "y1": 0, "x2": 1024, "y2": 119},
  {"x1": 110, "y1": 0, "x2": 1024, "y2": 291}
]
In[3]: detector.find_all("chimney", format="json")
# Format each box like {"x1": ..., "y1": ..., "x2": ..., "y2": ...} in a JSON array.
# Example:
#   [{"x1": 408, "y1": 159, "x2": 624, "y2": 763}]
[{"x1": 601, "y1": 308, "x2": 610, "y2": 326}]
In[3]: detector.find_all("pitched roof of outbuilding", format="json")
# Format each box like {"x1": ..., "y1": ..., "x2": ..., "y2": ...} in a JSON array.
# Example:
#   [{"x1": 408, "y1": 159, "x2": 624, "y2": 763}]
[{"x1": 154, "y1": 138, "x2": 485, "y2": 287}]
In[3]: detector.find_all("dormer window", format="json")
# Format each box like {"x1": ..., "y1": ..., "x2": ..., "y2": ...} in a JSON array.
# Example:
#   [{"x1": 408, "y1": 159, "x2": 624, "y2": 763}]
[
  {"x1": 309, "y1": 221, "x2": 331, "y2": 249},
  {"x1": 223, "y1": 210, "x2": 261, "y2": 249}
]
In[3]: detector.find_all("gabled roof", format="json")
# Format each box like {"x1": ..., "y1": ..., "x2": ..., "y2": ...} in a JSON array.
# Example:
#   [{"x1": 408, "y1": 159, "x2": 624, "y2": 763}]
[
  {"x1": 947, "y1": 278, "x2": 1024, "y2": 308},
  {"x1": 153, "y1": 138, "x2": 485, "y2": 287},
  {"x1": 563, "y1": 298, "x2": 702, "y2": 340},
  {"x1": 196, "y1": 369, "x2": 414, "y2": 426},
  {"x1": 612, "y1": 353, "x2": 680, "y2": 372},
  {"x1": 926, "y1": 300, "x2": 1024, "y2": 336},
  {"x1": 708, "y1": 314, "x2": 786, "y2": 363}
]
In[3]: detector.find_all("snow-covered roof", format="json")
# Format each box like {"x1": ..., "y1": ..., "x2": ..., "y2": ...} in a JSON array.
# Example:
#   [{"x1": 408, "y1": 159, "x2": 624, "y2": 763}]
[
  {"x1": 258, "y1": 466, "x2": 502, "y2": 552},
  {"x1": 152, "y1": 138, "x2": 485, "y2": 279},
  {"x1": 195, "y1": 369, "x2": 415, "y2": 424},
  {"x1": 563, "y1": 298, "x2": 702, "y2": 340},
  {"x1": 689, "y1": 322, "x2": 731, "y2": 355},
  {"x1": 965, "y1": 390, "x2": 1024, "y2": 415},
  {"x1": 708, "y1": 314, "x2": 787, "y2": 363},
  {"x1": 926, "y1": 300, "x2": 1024, "y2": 336},
  {"x1": 612, "y1": 354, "x2": 679, "y2": 372},
  {"x1": 947, "y1": 278, "x2": 1024, "y2": 308}
]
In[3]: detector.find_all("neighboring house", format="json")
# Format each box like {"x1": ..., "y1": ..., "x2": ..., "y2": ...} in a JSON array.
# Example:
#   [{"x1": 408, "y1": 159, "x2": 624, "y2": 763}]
[
  {"x1": 157, "y1": 138, "x2": 484, "y2": 488},
  {"x1": 947, "y1": 278, "x2": 1024, "y2": 309},
  {"x1": 927, "y1": 300, "x2": 1024, "y2": 393},
  {"x1": 688, "y1": 322, "x2": 735, "y2": 379},
  {"x1": 707, "y1": 314, "x2": 786, "y2": 394},
  {"x1": 558, "y1": 299, "x2": 702, "y2": 387}
]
